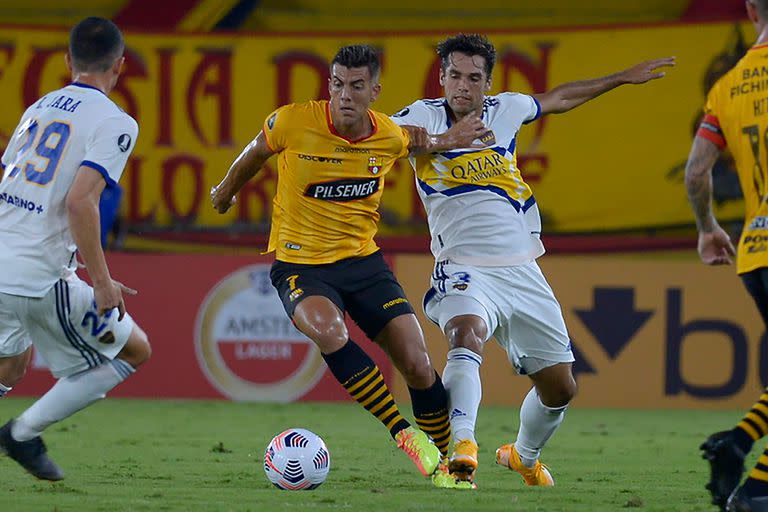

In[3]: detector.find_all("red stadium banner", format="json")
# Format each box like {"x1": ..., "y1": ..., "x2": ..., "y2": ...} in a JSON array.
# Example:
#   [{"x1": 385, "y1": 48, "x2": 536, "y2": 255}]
[{"x1": 13, "y1": 253, "x2": 394, "y2": 401}]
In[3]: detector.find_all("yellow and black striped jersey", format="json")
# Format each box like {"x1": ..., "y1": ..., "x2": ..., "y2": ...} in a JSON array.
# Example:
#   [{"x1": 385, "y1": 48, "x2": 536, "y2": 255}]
[
  {"x1": 263, "y1": 100, "x2": 410, "y2": 264},
  {"x1": 700, "y1": 44, "x2": 768, "y2": 274}
]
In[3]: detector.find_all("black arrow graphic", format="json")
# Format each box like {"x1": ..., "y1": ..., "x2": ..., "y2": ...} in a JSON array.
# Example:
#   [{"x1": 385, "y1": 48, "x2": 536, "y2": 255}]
[{"x1": 574, "y1": 288, "x2": 653, "y2": 360}]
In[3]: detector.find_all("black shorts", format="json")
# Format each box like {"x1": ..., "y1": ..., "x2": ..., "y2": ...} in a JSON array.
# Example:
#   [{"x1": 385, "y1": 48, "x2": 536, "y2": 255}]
[
  {"x1": 270, "y1": 251, "x2": 415, "y2": 340},
  {"x1": 741, "y1": 267, "x2": 768, "y2": 326}
]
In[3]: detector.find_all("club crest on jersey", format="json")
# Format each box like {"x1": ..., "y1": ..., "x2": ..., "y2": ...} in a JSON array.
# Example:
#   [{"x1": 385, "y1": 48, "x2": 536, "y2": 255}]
[
  {"x1": 451, "y1": 272, "x2": 471, "y2": 291},
  {"x1": 368, "y1": 157, "x2": 383, "y2": 175},
  {"x1": 478, "y1": 130, "x2": 496, "y2": 146}
]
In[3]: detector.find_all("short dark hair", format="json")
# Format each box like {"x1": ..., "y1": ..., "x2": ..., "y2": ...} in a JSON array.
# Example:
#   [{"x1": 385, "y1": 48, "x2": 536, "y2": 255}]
[
  {"x1": 331, "y1": 45, "x2": 381, "y2": 81},
  {"x1": 69, "y1": 17, "x2": 124, "y2": 73},
  {"x1": 436, "y1": 34, "x2": 496, "y2": 77}
]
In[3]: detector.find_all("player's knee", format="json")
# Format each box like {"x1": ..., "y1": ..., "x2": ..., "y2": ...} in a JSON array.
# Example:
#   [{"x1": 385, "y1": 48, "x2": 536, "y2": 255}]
[
  {"x1": 444, "y1": 320, "x2": 485, "y2": 354},
  {"x1": 399, "y1": 350, "x2": 434, "y2": 388},
  {"x1": 308, "y1": 318, "x2": 347, "y2": 353},
  {"x1": 540, "y1": 377, "x2": 577, "y2": 408},
  {"x1": 118, "y1": 325, "x2": 151, "y2": 369},
  {"x1": 558, "y1": 377, "x2": 578, "y2": 405},
  {"x1": 0, "y1": 352, "x2": 30, "y2": 387}
]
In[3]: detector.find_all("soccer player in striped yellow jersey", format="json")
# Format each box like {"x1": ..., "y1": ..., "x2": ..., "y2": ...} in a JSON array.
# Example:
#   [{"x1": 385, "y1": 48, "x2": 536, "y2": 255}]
[
  {"x1": 688, "y1": 2, "x2": 768, "y2": 510},
  {"x1": 211, "y1": 45, "x2": 486, "y2": 489}
]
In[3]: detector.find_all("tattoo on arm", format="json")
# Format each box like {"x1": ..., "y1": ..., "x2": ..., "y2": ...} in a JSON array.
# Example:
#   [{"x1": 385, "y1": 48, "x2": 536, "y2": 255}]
[{"x1": 684, "y1": 137, "x2": 721, "y2": 232}]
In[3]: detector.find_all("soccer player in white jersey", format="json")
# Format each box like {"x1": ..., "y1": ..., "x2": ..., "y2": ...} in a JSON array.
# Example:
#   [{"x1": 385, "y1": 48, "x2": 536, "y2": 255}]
[
  {"x1": 391, "y1": 34, "x2": 674, "y2": 485},
  {"x1": 0, "y1": 17, "x2": 150, "y2": 480}
]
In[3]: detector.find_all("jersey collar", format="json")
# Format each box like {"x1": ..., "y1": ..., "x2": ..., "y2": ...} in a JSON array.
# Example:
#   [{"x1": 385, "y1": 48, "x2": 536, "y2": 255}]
[
  {"x1": 68, "y1": 82, "x2": 107, "y2": 96},
  {"x1": 325, "y1": 101, "x2": 378, "y2": 143}
]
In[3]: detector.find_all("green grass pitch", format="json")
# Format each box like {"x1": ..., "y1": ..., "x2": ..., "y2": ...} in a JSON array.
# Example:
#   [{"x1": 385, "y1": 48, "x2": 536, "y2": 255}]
[{"x1": 0, "y1": 398, "x2": 751, "y2": 511}]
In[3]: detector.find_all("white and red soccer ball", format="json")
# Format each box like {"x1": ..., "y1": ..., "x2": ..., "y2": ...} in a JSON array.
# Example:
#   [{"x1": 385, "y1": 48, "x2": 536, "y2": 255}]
[{"x1": 264, "y1": 428, "x2": 330, "y2": 490}]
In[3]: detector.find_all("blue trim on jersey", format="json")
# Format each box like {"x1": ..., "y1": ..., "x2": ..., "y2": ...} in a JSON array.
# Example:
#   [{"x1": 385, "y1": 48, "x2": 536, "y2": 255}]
[
  {"x1": 523, "y1": 97, "x2": 542, "y2": 125},
  {"x1": 417, "y1": 178, "x2": 439, "y2": 195},
  {"x1": 417, "y1": 178, "x2": 537, "y2": 212},
  {"x1": 439, "y1": 146, "x2": 506, "y2": 160},
  {"x1": 507, "y1": 136, "x2": 516, "y2": 154},
  {"x1": 69, "y1": 82, "x2": 107, "y2": 96},
  {"x1": 81, "y1": 160, "x2": 117, "y2": 188},
  {"x1": 1, "y1": 162, "x2": 5, "y2": 170}
]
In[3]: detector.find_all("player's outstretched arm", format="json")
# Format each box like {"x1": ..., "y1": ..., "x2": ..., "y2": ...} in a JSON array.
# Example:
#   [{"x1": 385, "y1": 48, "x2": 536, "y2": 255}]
[
  {"x1": 684, "y1": 135, "x2": 736, "y2": 265},
  {"x1": 534, "y1": 57, "x2": 675, "y2": 115},
  {"x1": 403, "y1": 114, "x2": 489, "y2": 155},
  {"x1": 211, "y1": 131, "x2": 274, "y2": 214},
  {"x1": 66, "y1": 168, "x2": 136, "y2": 319}
]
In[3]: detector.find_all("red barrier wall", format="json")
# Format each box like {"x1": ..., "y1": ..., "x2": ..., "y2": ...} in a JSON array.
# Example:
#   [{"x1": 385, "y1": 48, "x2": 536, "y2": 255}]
[{"x1": 13, "y1": 253, "x2": 393, "y2": 401}]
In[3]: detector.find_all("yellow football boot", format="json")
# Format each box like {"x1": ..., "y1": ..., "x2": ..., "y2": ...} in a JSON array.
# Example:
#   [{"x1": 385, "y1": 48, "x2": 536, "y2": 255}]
[
  {"x1": 495, "y1": 443, "x2": 554, "y2": 486},
  {"x1": 432, "y1": 460, "x2": 477, "y2": 490},
  {"x1": 448, "y1": 439, "x2": 479, "y2": 483},
  {"x1": 395, "y1": 426, "x2": 440, "y2": 477}
]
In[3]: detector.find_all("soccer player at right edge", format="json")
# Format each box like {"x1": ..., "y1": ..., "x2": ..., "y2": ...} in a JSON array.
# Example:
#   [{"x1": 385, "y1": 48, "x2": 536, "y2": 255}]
[
  {"x1": 688, "y1": 1, "x2": 768, "y2": 511},
  {"x1": 392, "y1": 34, "x2": 673, "y2": 486}
]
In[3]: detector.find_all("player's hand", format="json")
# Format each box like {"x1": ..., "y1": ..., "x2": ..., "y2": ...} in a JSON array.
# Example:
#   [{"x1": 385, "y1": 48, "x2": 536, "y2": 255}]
[
  {"x1": 621, "y1": 57, "x2": 676, "y2": 84},
  {"x1": 407, "y1": 126, "x2": 431, "y2": 152},
  {"x1": 438, "y1": 114, "x2": 490, "y2": 150},
  {"x1": 211, "y1": 184, "x2": 237, "y2": 214},
  {"x1": 94, "y1": 279, "x2": 137, "y2": 321},
  {"x1": 697, "y1": 227, "x2": 736, "y2": 265}
]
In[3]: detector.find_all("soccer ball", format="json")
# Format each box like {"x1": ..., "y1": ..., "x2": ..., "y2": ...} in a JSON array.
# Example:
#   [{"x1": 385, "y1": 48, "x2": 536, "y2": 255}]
[{"x1": 264, "y1": 428, "x2": 330, "y2": 490}]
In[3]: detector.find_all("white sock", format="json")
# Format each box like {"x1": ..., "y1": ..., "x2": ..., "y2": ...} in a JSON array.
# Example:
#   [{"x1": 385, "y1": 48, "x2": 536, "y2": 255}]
[
  {"x1": 514, "y1": 387, "x2": 568, "y2": 467},
  {"x1": 11, "y1": 359, "x2": 135, "y2": 441},
  {"x1": 442, "y1": 347, "x2": 482, "y2": 444},
  {"x1": 0, "y1": 382, "x2": 11, "y2": 398}
]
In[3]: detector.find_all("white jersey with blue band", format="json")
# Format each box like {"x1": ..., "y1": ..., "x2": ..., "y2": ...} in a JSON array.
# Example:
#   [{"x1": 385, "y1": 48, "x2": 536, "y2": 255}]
[
  {"x1": 392, "y1": 92, "x2": 544, "y2": 266},
  {"x1": 0, "y1": 83, "x2": 138, "y2": 297}
]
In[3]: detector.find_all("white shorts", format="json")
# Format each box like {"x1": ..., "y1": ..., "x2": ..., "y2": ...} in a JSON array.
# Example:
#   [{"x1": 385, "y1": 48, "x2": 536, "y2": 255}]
[
  {"x1": 424, "y1": 259, "x2": 574, "y2": 375},
  {"x1": 0, "y1": 276, "x2": 134, "y2": 378},
  {"x1": 0, "y1": 307, "x2": 32, "y2": 357}
]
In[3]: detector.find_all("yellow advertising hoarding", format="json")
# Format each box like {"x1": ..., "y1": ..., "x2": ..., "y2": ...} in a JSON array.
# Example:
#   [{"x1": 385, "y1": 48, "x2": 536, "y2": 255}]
[
  {"x1": 0, "y1": 23, "x2": 752, "y2": 233},
  {"x1": 392, "y1": 254, "x2": 766, "y2": 409}
]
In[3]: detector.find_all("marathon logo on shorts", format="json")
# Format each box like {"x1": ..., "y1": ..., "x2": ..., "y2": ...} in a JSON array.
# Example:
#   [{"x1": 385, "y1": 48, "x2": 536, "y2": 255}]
[
  {"x1": 0, "y1": 192, "x2": 44, "y2": 214},
  {"x1": 304, "y1": 178, "x2": 380, "y2": 202},
  {"x1": 382, "y1": 297, "x2": 408, "y2": 310}
]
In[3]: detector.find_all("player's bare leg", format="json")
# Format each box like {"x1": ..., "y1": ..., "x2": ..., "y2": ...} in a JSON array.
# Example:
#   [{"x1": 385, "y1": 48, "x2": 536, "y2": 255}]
[
  {"x1": 0, "y1": 347, "x2": 33, "y2": 397},
  {"x1": 293, "y1": 298, "x2": 440, "y2": 478},
  {"x1": 441, "y1": 314, "x2": 486, "y2": 482},
  {"x1": 497, "y1": 362, "x2": 576, "y2": 486},
  {"x1": 376, "y1": 314, "x2": 453, "y2": 464}
]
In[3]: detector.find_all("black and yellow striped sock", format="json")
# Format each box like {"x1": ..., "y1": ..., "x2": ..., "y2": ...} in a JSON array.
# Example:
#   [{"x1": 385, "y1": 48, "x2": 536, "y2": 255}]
[
  {"x1": 409, "y1": 372, "x2": 451, "y2": 457},
  {"x1": 743, "y1": 446, "x2": 768, "y2": 496},
  {"x1": 322, "y1": 339, "x2": 410, "y2": 439},
  {"x1": 732, "y1": 388, "x2": 768, "y2": 453}
]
